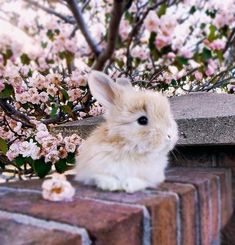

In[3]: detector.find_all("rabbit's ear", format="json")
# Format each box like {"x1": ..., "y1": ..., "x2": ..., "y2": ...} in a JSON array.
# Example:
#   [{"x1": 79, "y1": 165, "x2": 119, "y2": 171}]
[
  {"x1": 116, "y1": 77, "x2": 132, "y2": 87},
  {"x1": 88, "y1": 71, "x2": 117, "y2": 109}
]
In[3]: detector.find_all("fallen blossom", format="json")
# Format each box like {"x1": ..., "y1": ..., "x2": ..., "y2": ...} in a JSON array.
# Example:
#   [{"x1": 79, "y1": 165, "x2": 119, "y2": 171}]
[{"x1": 42, "y1": 173, "x2": 75, "y2": 202}]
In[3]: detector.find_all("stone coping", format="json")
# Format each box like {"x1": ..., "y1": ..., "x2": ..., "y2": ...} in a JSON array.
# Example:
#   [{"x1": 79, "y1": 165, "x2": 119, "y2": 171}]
[{"x1": 51, "y1": 93, "x2": 235, "y2": 146}]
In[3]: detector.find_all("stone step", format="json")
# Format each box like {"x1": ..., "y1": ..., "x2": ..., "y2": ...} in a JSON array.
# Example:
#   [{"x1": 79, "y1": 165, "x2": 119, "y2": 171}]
[{"x1": 0, "y1": 168, "x2": 233, "y2": 245}]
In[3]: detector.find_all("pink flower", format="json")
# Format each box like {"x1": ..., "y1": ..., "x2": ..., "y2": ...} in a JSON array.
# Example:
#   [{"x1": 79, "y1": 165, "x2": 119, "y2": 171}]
[
  {"x1": 131, "y1": 47, "x2": 149, "y2": 60},
  {"x1": 208, "y1": 39, "x2": 226, "y2": 51},
  {"x1": 42, "y1": 173, "x2": 75, "y2": 202},
  {"x1": 206, "y1": 59, "x2": 217, "y2": 76},
  {"x1": 47, "y1": 84, "x2": 58, "y2": 96},
  {"x1": 0, "y1": 81, "x2": 5, "y2": 92},
  {"x1": 68, "y1": 88, "x2": 82, "y2": 101},
  {"x1": 194, "y1": 71, "x2": 203, "y2": 80},
  {"x1": 155, "y1": 35, "x2": 171, "y2": 50},
  {"x1": 119, "y1": 19, "x2": 131, "y2": 41},
  {"x1": 39, "y1": 92, "x2": 49, "y2": 103},
  {"x1": 179, "y1": 48, "x2": 193, "y2": 59},
  {"x1": 144, "y1": 11, "x2": 159, "y2": 32}
]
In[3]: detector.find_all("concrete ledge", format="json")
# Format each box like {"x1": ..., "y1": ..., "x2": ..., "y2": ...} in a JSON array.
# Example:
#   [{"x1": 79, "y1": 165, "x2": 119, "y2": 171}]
[{"x1": 51, "y1": 93, "x2": 235, "y2": 146}]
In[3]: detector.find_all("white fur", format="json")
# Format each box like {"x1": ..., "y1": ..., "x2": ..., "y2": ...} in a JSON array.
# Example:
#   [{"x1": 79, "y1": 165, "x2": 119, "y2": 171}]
[{"x1": 75, "y1": 71, "x2": 178, "y2": 193}]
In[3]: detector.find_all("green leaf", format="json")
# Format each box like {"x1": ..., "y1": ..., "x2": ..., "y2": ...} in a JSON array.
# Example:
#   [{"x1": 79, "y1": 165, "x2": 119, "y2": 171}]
[
  {"x1": 215, "y1": 50, "x2": 223, "y2": 63},
  {"x1": 208, "y1": 25, "x2": 217, "y2": 42},
  {"x1": 61, "y1": 104, "x2": 73, "y2": 116},
  {"x1": 32, "y1": 158, "x2": 52, "y2": 178},
  {"x1": 206, "y1": 9, "x2": 216, "y2": 19},
  {"x1": 46, "y1": 30, "x2": 54, "y2": 41},
  {"x1": 15, "y1": 155, "x2": 26, "y2": 167},
  {"x1": 189, "y1": 6, "x2": 196, "y2": 14},
  {"x1": 0, "y1": 138, "x2": 8, "y2": 154},
  {"x1": 55, "y1": 158, "x2": 68, "y2": 173},
  {"x1": 175, "y1": 56, "x2": 188, "y2": 66},
  {"x1": 20, "y1": 53, "x2": 30, "y2": 65},
  {"x1": 50, "y1": 104, "x2": 58, "y2": 119},
  {"x1": 61, "y1": 89, "x2": 69, "y2": 100},
  {"x1": 157, "y1": 3, "x2": 167, "y2": 17},
  {"x1": 66, "y1": 152, "x2": 76, "y2": 164},
  {"x1": 0, "y1": 84, "x2": 14, "y2": 99},
  {"x1": 202, "y1": 48, "x2": 212, "y2": 61},
  {"x1": 148, "y1": 32, "x2": 157, "y2": 51},
  {"x1": 41, "y1": 41, "x2": 47, "y2": 49}
]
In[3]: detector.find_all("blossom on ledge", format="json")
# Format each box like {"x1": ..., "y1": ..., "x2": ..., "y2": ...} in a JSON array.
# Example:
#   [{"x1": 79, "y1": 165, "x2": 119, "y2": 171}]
[{"x1": 42, "y1": 173, "x2": 75, "y2": 202}]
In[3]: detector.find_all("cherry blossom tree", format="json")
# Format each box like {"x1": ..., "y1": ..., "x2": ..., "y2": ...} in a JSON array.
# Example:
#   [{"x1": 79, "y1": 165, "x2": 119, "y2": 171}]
[{"x1": 0, "y1": 0, "x2": 235, "y2": 179}]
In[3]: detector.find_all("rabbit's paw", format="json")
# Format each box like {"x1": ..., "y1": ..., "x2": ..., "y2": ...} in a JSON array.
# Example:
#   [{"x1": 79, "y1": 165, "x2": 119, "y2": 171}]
[
  {"x1": 95, "y1": 176, "x2": 122, "y2": 191},
  {"x1": 122, "y1": 178, "x2": 148, "y2": 193}
]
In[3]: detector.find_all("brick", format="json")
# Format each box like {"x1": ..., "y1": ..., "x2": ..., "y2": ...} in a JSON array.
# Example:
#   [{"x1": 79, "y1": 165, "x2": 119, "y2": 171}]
[
  {"x1": 157, "y1": 182, "x2": 197, "y2": 245},
  {"x1": 221, "y1": 211, "x2": 235, "y2": 245},
  {"x1": 166, "y1": 168, "x2": 220, "y2": 245},
  {"x1": 0, "y1": 180, "x2": 178, "y2": 245},
  {"x1": 217, "y1": 149, "x2": 235, "y2": 175},
  {"x1": 169, "y1": 168, "x2": 233, "y2": 227},
  {"x1": 70, "y1": 183, "x2": 178, "y2": 245},
  {"x1": 0, "y1": 189, "x2": 143, "y2": 245},
  {"x1": 0, "y1": 217, "x2": 82, "y2": 245}
]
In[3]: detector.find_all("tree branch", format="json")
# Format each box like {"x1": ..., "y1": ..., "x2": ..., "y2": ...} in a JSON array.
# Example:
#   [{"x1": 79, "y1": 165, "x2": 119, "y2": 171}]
[
  {"x1": 92, "y1": 0, "x2": 127, "y2": 71},
  {"x1": 66, "y1": 0, "x2": 101, "y2": 56},
  {"x1": 0, "y1": 99, "x2": 34, "y2": 128},
  {"x1": 24, "y1": 0, "x2": 76, "y2": 24}
]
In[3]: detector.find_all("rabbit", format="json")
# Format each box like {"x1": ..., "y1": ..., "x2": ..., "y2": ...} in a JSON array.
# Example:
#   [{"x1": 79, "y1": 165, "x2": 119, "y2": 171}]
[{"x1": 75, "y1": 71, "x2": 178, "y2": 193}]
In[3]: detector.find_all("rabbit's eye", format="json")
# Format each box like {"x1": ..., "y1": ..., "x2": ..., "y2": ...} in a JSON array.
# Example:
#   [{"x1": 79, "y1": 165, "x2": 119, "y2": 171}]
[{"x1": 137, "y1": 116, "x2": 148, "y2": 125}]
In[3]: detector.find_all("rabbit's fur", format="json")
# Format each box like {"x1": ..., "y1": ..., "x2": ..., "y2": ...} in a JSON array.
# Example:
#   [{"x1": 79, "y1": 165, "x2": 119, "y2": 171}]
[{"x1": 75, "y1": 71, "x2": 178, "y2": 193}]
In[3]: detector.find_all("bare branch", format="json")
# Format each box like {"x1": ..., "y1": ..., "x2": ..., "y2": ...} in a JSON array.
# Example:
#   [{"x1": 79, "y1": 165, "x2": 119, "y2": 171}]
[
  {"x1": 66, "y1": 0, "x2": 101, "y2": 56},
  {"x1": 93, "y1": 0, "x2": 126, "y2": 71},
  {"x1": 223, "y1": 27, "x2": 235, "y2": 54},
  {"x1": 24, "y1": 0, "x2": 76, "y2": 24},
  {"x1": 0, "y1": 99, "x2": 34, "y2": 128}
]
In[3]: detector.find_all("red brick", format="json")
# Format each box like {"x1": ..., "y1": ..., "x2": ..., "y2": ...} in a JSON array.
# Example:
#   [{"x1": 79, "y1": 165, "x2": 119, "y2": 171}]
[
  {"x1": 157, "y1": 182, "x2": 197, "y2": 245},
  {"x1": 0, "y1": 190, "x2": 143, "y2": 245},
  {"x1": 0, "y1": 180, "x2": 178, "y2": 245},
  {"x1": 0, "y1": 218, "x2": 82, "y2": 245},
  {"x1": 71, "y1": 183, "x2": 178, "y2": 245},
  {"x1": 169, "y1": 168, "x2": 233, "y2": 226},
  {"x1": 166, "y1": 168, "x2": 219, "y2": 245}
]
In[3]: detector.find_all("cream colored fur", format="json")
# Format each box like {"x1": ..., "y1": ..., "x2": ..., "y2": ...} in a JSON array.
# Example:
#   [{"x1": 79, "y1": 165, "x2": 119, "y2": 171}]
[{"x1": 75, "y1": 71, "x2": 178, "y2": 193}]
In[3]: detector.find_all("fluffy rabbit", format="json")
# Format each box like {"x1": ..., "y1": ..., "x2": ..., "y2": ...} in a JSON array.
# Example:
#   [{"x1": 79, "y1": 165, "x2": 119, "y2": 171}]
[{"x1": 75, "y1": 71, "x2": 178, "y2": 193}]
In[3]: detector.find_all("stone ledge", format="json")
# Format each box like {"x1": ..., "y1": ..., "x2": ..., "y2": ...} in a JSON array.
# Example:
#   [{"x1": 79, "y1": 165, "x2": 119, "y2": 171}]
[
  {"x1": 0, "y1": 168, "x2": 233, "y2": 245},
  {"x1": 51, "y1": 93, "x2": 235, "y2": 146}
]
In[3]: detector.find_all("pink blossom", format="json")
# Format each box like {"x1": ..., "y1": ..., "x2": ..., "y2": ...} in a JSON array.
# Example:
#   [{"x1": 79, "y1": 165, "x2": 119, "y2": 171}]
[
  {"x1": 47, "y1": 84, "x2": 58, "y2": 96},
  {"x1": 155, "y1": 35, "x2": 171, "y2": 50},
  {"x1": 45, "y1": 150, "x2": 59, "y2": 163},
  {"x1": 35, "y1": 130, "x2": 50, "y2": 144},
  {"x1": 65, "y1": 141, "x2": 76, "y2": 153},
  {"x1": 166, "y1": 52, "x2": 176, "y2": 59},
  {"x1": 144, "y1": 11, "x2": 159, "y2": 32},
  {"x1": 208, "y1": 39, "x2": 226, "y2": 51},
  {"x1": 39, "y1": 92, "x2": 49, "y2": 103},
  {"x1": 119, "y1": 19, "x2": 131, "y2": 41},
  {"x1": 42, "y1": 173, "x2": 75, "y2": 202},
  {"x1": 0, "y1": 81, "x2": 5, "y2": 92},
  {"x1": 131, "y1": 47, "x2": 149, "y2": 60},
  {"x1": 194, "y1": 71, "x2": 203, "y2": 80},
  {"x1": 68, "y1": 88, "x2": 82, "y2": 101},
  {"x1": 31, "y1": 94, "x2": 41, "y2": 104},
  {"x1": 179, "y1": 48, "x2": 193, "y2": 58},
  {"x1": 206, "y1": 59, "x2": 217, "y2": 76}
]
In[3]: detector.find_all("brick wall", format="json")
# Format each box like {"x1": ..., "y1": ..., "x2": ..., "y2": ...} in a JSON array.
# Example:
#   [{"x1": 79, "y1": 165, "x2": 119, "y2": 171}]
[{"x1": 0, "y1": 168, "x2": 233, "y2": 245}]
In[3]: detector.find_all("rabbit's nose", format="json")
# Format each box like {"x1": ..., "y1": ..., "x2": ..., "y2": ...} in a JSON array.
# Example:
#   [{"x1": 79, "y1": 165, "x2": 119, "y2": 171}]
[{"x1": 167, "y1": 135, "x2": 171, "y2": 139}]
